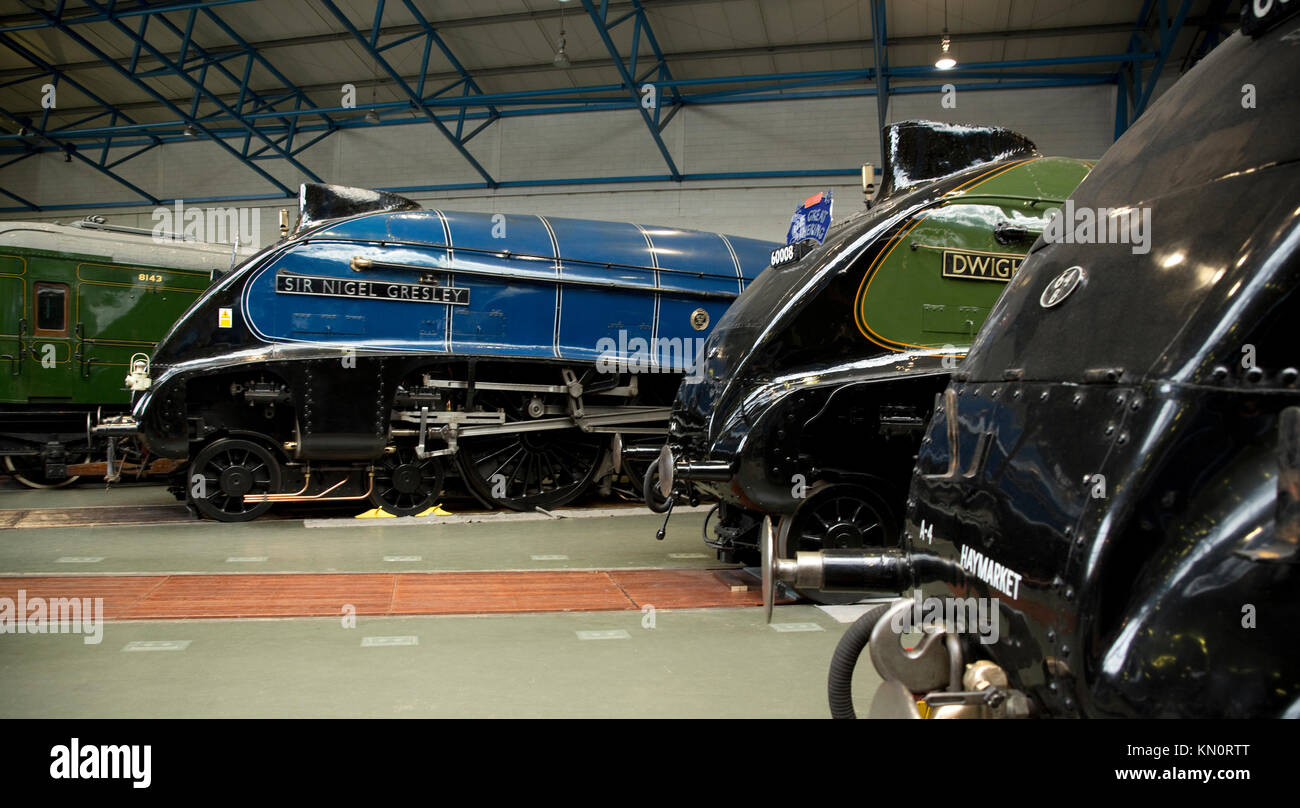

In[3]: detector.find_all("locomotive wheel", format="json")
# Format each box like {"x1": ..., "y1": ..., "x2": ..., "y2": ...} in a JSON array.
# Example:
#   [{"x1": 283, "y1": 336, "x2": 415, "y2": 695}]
[
  {"x1": 370, "y1": 448, "x2": 446, "y2": 516},
  {"x1": 777, "y1": 483, "x2": 899, "y2": 605},
  {"x1": 3, "y1": 453, "x2": 89, "y2": 489},
  {"x1": 457, "y1": 428, "x2": 605, "y2": 511},
  {"x1": 188, "y1": 438, "x2": 281, "y2": 522}
]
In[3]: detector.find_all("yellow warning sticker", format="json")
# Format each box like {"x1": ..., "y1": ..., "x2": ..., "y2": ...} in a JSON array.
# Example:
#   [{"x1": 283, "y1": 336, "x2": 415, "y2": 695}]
[{"x1": 218, "y1": 307, "x2": 232, "y2": 328}]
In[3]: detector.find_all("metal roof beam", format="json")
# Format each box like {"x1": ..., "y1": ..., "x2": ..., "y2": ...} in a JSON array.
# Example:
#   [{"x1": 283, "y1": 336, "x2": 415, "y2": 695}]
[
  {"x1": 0, "y1": 15, "x2": 1217, "y2": 84},
  {"x1": 1112, "y1": 0, "x2": 1193, "y2": 138},
  {"x1": 0, "y1": 0, "x2": 257, "y2": 34},
  {"x1": 580, "y1": 0, "x2": 681, "y2": 180},
  {"x1": 10, "y1": 54, "x2": 1154, "y2": 136},
  {"x1": 1134, "y1": 0, "x2": 1194, "y2": 113},
  {"x1": 0, "y1": 72, "x2": 1121, "y2": 160},
  {"x1": 398, "y1": 0, "x2": 501, "y2": 128},
  {"x1": 317, "y1": 0, "x2": 496, "y2": 187},
  {"x1": 75, "y1": 0, "x2": 325, "y2": 184},
  {"x1": 197, "y1": 4, "x2": 337, "y2": 129},
  {"x1": 0, "y1": 30, "x2": 164, "y2": 204},
  {"x1": 0, "y1": 0, "x2": 691, "y2": 36},
  {"x1": 870, "y1": 0, "x2": 889, "y2": 167},
  {"x1": 0, "y1": 111, "x2": 160, "y2": 205},
  {"x1": 21, "y1": 5, "x2": 301, "y2": 196},
  {"x1": 628, "y1": 0, "x2": 682, "y2": 105}
]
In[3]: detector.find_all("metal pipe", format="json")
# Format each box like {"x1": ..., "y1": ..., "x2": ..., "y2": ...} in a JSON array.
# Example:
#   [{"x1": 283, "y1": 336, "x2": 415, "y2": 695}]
[
  {"x1": 672, "y1": 460, "x2": 732, "y2": 481},
  {"x1": 245, "y1": 471, "x2": 374, "y2": 503}
]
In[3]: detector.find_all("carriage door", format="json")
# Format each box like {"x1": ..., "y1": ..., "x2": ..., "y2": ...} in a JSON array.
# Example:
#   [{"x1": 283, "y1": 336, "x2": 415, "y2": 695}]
[
  {"x1": 0, "y1": 256, "x2": 23, "y2": 382},
  {"x1": 24, "y1": 281, "x2": 72, "y2": 400}
]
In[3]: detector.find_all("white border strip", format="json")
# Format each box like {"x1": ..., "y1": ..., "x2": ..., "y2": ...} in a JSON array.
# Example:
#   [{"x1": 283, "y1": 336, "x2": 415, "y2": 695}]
[{"x1": 303, "y1": 504, "x2": 709, "y2": 529}]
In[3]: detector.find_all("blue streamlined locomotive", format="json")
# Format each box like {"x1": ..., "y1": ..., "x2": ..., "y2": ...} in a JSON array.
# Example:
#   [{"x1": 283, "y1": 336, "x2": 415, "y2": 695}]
[{"x1": 121, "y1": 184, "x2": 775, "y2": 521}]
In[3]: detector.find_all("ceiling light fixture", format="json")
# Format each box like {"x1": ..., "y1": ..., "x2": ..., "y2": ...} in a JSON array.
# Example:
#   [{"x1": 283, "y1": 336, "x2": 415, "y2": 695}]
[
  {"x1": 935, "y1": 1, "x2": 957, "y2": 70},
  {"x1": 935, "y1": 34, "x2": 955, "y2": 70},
  {"x1": 553, "y1": 32, "x2": 570, "y2": 68},
  {"x1": 183, "y1": 124, "x2": 197, "y2": 137},
  {"x1": 553, "y1": 5, "x2": 570, "y2": 68},
  {"x1": 364, "y1": 110, "x2": 381, "y2": 124}
]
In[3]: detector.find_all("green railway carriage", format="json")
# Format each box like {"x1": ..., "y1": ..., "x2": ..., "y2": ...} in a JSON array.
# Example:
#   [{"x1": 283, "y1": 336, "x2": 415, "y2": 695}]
[{"x1": 0, "y1": 221, "x2": 249, "y2": 487}]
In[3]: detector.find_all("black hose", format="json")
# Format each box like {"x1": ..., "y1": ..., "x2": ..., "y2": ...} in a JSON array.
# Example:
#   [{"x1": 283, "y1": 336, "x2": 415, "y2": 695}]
[
  {"x1": 828, "y1": 604, "x2": 890, "y2": 719},
  {"x1": 701, "y1": 504, "x2": 721, "y2": 544},
  {"x1": 643, "y1": 462, "x2": 672, "y2": 513}
]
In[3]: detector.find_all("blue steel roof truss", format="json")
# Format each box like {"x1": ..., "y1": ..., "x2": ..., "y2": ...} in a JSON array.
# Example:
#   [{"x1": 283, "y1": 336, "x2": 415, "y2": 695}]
[
  {"x1": 317, "y1": 0, "x2": 499, "y2": 187},
  {"x1": 0, "y1": 1, "x2": 1206, "y2": 211},
  {"x1": 580, "y1": 0, "x2": 682, "y2": 180},
  {"x1": 1113, "y1": 0, "x2": 1194, "y2": 139},
  {"x1": 0, "y1": 28, "x2": 165, "y2": 208}
]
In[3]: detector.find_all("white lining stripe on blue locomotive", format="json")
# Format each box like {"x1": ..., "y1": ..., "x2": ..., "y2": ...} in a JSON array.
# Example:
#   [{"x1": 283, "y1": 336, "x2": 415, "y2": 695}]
[
  {"x1": 634, "y1": 222, "x2": 662, "y2": 346},
  {"x1": 537, "y1": 214, "x2": 563, "y2": 360},
  {"x1": 430, "y1": 209, "x2": 454, "y2": 354},
  {"x1": 240, "y1": 210, "x2": 775, "y2": 369},
  {"x1": 718, "y1": 234, "x2": 747, "y2": 296}
]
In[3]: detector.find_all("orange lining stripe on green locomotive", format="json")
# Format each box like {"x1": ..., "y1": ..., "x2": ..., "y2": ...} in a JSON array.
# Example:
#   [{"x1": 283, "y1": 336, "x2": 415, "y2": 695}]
[{"x1": 852, "y1": 157, "x2": 1039, "y2": 351}]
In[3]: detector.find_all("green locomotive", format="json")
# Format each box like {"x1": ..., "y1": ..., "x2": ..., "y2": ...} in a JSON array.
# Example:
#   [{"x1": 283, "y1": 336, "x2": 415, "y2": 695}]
[{"x1": 0, "y1": 219, "x2": 248, "y2": 487}]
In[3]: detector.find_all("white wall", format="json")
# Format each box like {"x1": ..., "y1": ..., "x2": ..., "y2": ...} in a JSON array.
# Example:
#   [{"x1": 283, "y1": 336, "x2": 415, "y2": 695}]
[{"x1": 0, "y1": 83, "x2": 1123, "y2": 245}]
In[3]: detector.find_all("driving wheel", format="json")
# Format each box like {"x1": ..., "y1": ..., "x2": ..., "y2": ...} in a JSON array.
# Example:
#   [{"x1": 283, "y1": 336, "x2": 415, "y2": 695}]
[{"x1": 457, "y1": 428, "x2": 605, "y2": 511}]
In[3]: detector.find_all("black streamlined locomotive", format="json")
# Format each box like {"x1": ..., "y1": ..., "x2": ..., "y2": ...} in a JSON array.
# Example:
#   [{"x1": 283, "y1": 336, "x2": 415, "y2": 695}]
[
  {"x1": 649, "y1": 121, "x2": 1090, "y2": 599},
  {"x1": 117, "y1": 185, "x2": 775, "y2": 521},
  {"x1": 763, "y1": 5, "x2": 1300, "y2": 718}
]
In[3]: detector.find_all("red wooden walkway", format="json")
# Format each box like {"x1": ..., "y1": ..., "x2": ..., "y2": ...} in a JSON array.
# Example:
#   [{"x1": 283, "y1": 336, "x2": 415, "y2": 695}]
[{"x1": 0, "y1": 569, "x2": 779, "y2": 620}]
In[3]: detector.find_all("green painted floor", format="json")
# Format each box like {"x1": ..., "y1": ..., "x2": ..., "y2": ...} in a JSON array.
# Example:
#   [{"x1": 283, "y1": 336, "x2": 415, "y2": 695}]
[
  {"x1": 0, "y1": 480, "x2": 888, "y2": 718},
  {"x1": 0, "y1": 509, "x2": 723, "y2": 574},
  {"x1": 0, "y1": 605, "x2": 881, "y2": 718},
  {"x1": 0, "y1": 480, "x2": 176, "y2": 510}
]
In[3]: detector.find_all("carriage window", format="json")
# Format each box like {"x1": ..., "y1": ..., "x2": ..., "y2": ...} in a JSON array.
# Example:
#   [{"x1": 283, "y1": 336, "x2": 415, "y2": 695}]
[{"x1": 34, "y1": 283, "x2": 68, "y2": 335}]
